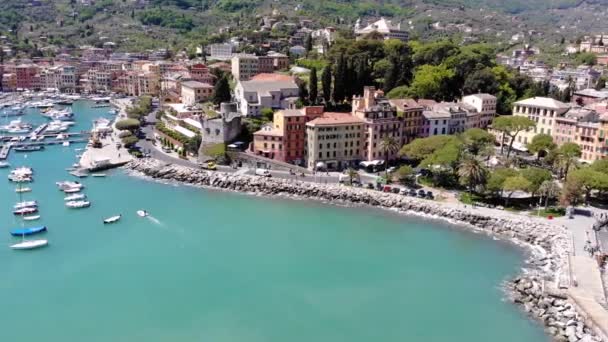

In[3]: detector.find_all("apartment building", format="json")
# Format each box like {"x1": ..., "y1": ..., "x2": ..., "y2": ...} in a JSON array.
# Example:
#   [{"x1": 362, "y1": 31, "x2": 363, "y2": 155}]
[
  {"x1": 252, "y1": 106, "x2": 324, "y2": 165},
  {"x1": 208, "y1": 43, "x2": 234, "y2": 61},
  {"x1": 422, "y1": 110, "x2": 450, "y2": 136},
  {"x1": 512, "y1": 97, "x2": 570, "y2": 145},
  {"x1": 461, "y1": 93, "x2": 497, "y2": 128},
  {"x1": 306, "y1": 113, "x2": 366, "y2": 170},
  {"x1": 352, "y1": 87, "x2": 402, "y2": 161},
  {"x1": 231, "y1": 54, "x2": 259, "y2": 81},
  {"x1": 234, "y1": 74, "x2": 299, "y2": 117},
  {"x1": 388, "y1": 99, "x2": 425, "y2": 143},
  {"x1": 188, "y1": 63, "x2": 215, "y2": 85},
  {"x1": 181, "y1": 80, "x2": 213, "y2": 105},
  {"x1": 15, "y1": 64, "x2": 39, "y2": 89}
]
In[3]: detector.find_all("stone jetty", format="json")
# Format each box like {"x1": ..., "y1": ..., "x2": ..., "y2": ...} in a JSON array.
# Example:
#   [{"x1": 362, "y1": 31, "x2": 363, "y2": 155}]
[{"x1": 125, "y1": 158, "x2": 604, "y2": 342}]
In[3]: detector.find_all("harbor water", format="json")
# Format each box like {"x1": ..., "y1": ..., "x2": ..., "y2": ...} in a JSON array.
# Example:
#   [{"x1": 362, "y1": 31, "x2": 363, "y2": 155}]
[{"x1": 0, "y1": 101, "x2": 548, "y2": 341}]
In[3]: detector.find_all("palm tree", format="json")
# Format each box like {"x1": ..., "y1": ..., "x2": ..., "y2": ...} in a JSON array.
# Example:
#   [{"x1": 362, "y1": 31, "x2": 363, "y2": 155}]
[
  {"x1": 539, "y1": 180, "x2": 560, "y2": 210},
  {"x1": 457, "y1": 157, "x2": 487, "y2": 193},
  {"x1": 379, "y1": 137, "x2": 400, "y2": 179},
  {"x1": 345, "y1": 168, "x2": 358, "y2": 185}
]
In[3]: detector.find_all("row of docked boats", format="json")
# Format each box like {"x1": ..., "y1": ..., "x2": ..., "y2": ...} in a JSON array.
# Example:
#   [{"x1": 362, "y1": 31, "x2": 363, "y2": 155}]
[{"x1": 56, "y1": 181, "x2": 91, "y2": 208}]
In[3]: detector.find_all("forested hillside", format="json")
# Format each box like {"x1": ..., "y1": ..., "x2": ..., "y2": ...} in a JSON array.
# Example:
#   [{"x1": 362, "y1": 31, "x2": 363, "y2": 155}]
[{"x1": 1, "y1": 0, "x2": 607, "y2": 55}]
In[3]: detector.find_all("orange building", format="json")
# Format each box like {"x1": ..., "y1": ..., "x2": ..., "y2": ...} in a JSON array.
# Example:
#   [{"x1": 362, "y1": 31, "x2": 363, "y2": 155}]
[{"x1": 252, "y1": 106, "x2": 324, "y2": 165}]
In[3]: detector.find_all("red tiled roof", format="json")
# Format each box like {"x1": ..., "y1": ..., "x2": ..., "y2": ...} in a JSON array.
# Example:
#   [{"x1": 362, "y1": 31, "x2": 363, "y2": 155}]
[{"x1": 250, "y1": 73, "x2": 294, "y2": 82}]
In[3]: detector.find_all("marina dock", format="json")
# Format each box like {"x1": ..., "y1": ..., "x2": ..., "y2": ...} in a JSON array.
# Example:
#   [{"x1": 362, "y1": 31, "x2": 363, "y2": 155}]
[
  {"x1": 78, "y1": 103, "x2": 132, "y2": 170},
  {"x1": 0, "y1": 143, "x2": 11, "y2": 160}
]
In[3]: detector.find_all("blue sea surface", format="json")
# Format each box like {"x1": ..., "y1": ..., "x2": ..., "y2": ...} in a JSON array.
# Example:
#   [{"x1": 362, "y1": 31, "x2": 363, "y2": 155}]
[{"x1": 0, "y1": 101, "x2": 548, "y2": 342}]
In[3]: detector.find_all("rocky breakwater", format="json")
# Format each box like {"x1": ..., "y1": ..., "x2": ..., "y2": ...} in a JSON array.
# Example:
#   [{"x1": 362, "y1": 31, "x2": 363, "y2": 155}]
[{"x1": 125, "y1": 158, "x2": 602, "y2": 342}]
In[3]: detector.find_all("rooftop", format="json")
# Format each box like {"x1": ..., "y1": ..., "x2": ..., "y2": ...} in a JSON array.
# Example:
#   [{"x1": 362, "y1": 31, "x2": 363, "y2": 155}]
[
  {"x1": 574, "y1": 88, "x2": 608, "y2": 99},
  {"x1": 514, "y1": 97, "x2": 570, "y2": 109},
  {"x1": 307, "y1": 112, "x2": 365, "y2": 126},
  {"x1": 181, "y1": 80, "x2": 213, "y2": 89}
]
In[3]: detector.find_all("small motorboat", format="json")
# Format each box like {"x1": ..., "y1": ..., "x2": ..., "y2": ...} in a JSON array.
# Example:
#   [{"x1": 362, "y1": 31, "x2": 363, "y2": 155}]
[
  {"x1": 136, "y1": 210, "x2": 148, "y2": 217},
  {"x1": 66, "y1": 200, "x2": 90, "y2": 208},
  {"x1": 14, "y1": 200, "x2": 38, "y2": 210},
  {"x1": 0, "y1": 161, "x2": 9, "y2": 168},
  {"x1": 23, "y1": 215, "x2": 40, "y2": 221},
  {"x1": 103, "y1": 215, "x2": 121, "y2": 224},
  {"x1": 10, "y1": 226, "x2": 47, "y2": 236},
  {"x1": 63, "y1": 187, "x2": 81, "y2": 194},
  {"x1": 14, "y1": 145, "x2": 44, "y2": 152},
  {"x1": 10, "y1": 239, "x2": 48, "y2": 250},
  {"x1": 15, "y1": 187, "x2": 32, "y2": 193},
  {"x1": 64, "y1": 193, "x2": 86, "y2": 201},
  {"x1": 62, "y1": 141, "x2": 70, "y2": 147},
  {"x1": 91, "y1": 173, "x2": 106, "y2": 177},
  {"x1": 13, "y1": 207, "x2": 38, "y2": 215}
]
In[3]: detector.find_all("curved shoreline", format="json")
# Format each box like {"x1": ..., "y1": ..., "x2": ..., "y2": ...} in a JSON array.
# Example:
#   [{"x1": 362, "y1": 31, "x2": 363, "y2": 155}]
[{"x1": 124, "y1": 158, "x2": 602, "y2": 342}]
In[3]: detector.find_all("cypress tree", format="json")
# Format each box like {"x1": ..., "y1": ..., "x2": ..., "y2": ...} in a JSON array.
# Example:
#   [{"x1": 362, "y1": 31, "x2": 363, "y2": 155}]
[
  {"x1": 309, "y1": 67, "x2": 318, "y2": 104},
  {"x1": 305, "y1": 33, "x2": 313, "y2": 57},
  {"x1": 212, "y1": 76, "x2": 231, "y2": 105},
  {"x1": 321, "y1": 64, "x2": 332, "y2": 104},
  {"x1": 332, "y1": 54, "x2": 346, "y2": 103},
  {"x1": 383, "y1": 57, "x2": 399, "y2": 93}
]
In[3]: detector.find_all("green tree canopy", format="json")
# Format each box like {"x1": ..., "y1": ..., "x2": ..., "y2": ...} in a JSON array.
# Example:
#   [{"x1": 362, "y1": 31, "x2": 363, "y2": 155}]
[
  {"x1": 567, "y1": 167, "x2": 608, "y2": 203},
  {"x1": 556, "y1": 142, "x2": 582, "y2": 178},
  {"x1": 521, "y1": 167, "x2": 552, "y2": 196},
  {"x1": 399, "y1": 135, "x2": 461, "y2": 160},
  {"x1": 407, "y1": 64, "x2": 455, "y2": 100},
  {"x1": 115, "y1": 118, "x2": 141, "y2": 131},
  {"x1": 502, "y1": 175, "x2": 532, "y2": 205},
  {"x1": 492, "y1": 116, "x2": 536, "y2": 158},
  {"x1": 487, "y1": 167, "x2": 519, "y2": 194},
  {"x1": 527, "y1": 133, "x2": 556, "y2": 157},
  {"x1": 461, "y1": 128, "x2": 494, "y2": 155}
]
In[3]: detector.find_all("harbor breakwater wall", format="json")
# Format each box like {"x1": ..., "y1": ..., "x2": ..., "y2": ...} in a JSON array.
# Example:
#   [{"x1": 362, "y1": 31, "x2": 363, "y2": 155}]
[{"x1": 125, "y1": 158, "x2": 603, "y2": 342}]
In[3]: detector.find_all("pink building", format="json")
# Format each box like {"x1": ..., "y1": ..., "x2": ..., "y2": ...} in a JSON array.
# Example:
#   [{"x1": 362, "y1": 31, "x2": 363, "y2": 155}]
[{"x1": 15, "y1": 64, "x2": 39, "y2": 90}]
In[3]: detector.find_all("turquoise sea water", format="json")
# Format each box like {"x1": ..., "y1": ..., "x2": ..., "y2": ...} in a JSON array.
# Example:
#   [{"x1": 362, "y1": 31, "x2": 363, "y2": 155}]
[{"x1": 0, "y1": 102, "x2": 548, "y2": 342}]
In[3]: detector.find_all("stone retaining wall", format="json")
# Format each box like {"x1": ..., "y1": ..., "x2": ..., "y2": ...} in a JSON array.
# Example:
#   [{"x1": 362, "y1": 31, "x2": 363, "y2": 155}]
[{"x1": 125, "y1": 158, "x2": 603, "y2": 342}]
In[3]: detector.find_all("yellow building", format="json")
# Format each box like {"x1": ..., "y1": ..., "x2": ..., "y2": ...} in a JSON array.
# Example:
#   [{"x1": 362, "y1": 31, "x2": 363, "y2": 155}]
[{"x1": 306, "y1": 113, "x2": 366, "y2": 170}]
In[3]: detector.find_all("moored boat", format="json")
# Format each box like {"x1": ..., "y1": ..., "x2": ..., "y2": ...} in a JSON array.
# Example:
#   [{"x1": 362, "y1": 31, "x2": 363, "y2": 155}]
[
  {"x1": 63, "y1": 187, "x2": 81, "y2": 193},
  {"x1": 10, "y1": 239, "x2": 48, "y2": 250},
  {"x1": 13, "y1": 200, "x2": 37, "y2": 210},
  {"x1": 13, "y1": 207, "x2": 38, "y2": 215},
  {"x1": 91, "y1": 173, "x2": 106, "y2": 177},
  {"x1": 0, "y1": 161, "x2": 9, "y2": 168},
  {"x1": 66, "y1": 200, "x2": 90, "y2": 208},
  {"x1": 103, "y1": 214, "x2": 121, "y2": 224},
  {"x1": 15, "y1": 187, "x2": 32, "y2": 193},
  {"x1": 10, "y1": 226, "x2": 47, "y2": 236},
  {"x1": 56, "y1": 181, "x2": 83, "y2": 190},
  {"x1": 14, "y1": 145, "x2": 44, "y2": 152},
  {"x1": 64, "y1": 193, "x2": 86, "y2": 201},
  {"x1": 23, "y1": 215, "x2": 40, "y2": 221}
]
